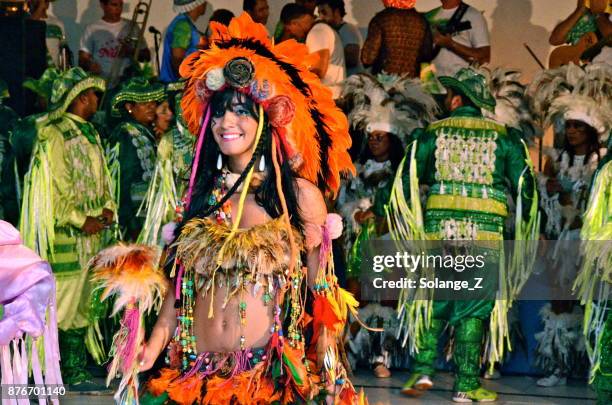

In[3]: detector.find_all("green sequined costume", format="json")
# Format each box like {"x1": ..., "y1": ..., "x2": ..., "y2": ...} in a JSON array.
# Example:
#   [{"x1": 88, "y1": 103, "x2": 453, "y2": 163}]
[{"x1": 388, "y1": 85, "x2": 538, "y2": 392}]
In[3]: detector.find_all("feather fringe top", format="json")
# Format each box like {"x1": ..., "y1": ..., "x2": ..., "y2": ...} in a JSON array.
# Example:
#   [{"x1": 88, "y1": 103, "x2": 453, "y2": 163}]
[{"x1": 174, "y1": 217, "x2": 304, "y2": 282}]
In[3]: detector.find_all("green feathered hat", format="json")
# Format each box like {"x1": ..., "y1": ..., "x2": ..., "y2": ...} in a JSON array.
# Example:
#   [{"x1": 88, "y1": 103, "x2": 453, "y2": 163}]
[
  {"x1": 111, "y1": 77, "x2": 166, "y2": 117},
  {"x1": 439, "y1": 67, "x2": 496, "y2": 112},
  {"x1": 23, "y1": 67, "x2": 61, "y2": 103},
  {"x1": 48, "y1": 67, "x2": 106, "y2": 119}
]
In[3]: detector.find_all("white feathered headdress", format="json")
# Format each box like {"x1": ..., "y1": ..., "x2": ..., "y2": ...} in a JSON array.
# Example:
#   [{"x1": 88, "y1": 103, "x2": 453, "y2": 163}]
[
  {"x1": 341, "y1": 73, "x2": 439, "y2": 145},
  {"x1": 528, "y1": 63, "x2": 612, "y2": 145},
  {"x1": 477, "y1": 67, "x2": 542, "y2": 145}
]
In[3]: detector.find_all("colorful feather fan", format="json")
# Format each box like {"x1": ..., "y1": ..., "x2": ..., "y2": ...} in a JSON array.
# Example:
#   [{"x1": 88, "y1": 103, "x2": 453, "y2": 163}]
[{"x1": 89, "y1": 244, "x2": 168, "y2": 404}]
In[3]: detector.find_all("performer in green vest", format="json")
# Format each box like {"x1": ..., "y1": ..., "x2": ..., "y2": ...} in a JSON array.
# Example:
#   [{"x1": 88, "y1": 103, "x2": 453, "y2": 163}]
[
  {"x1": 107, "y1": 77, "x2": 165, "y2": 241},
  {"x1": 20, "y1": 67, "x2": 117, "y2": 391},
  {"x1": 389, "y1": 68, "x2": 539, "y2": 403}
]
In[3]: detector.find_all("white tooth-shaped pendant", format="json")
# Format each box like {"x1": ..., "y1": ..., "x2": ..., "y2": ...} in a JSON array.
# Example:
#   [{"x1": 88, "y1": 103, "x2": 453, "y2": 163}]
[
  {"x1": 259, "y1": 155, "x2": 266, "y2": 172},
  {"x1": 217, "y1": 153, "x2": 223, "y2": 170}
]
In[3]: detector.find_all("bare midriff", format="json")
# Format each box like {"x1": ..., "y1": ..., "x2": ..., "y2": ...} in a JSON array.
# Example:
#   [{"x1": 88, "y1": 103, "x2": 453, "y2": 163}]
[{"x1": 193, "y1": 280, "x2": 275, "y2": 353}]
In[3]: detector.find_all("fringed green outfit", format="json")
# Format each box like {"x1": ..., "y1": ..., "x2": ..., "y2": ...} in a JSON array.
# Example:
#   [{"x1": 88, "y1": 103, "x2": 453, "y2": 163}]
[
  {"x1": 396, "y1": 107, "x2": 536, "y2": 391},
  {"x1": 19, "y1": 68, "x2": 117, "y2": 384},
  {"x1": 576, "y1": 156, "x2": 612, "y2": 405},
  {"x1": 388, "y1": 69, "x2": 539, "y2": 397}
]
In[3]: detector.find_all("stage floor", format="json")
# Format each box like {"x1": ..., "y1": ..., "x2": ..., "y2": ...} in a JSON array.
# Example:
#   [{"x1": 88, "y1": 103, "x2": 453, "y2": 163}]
[
  {"x1": 351, "y1": 369, "x2": 596, "y2": 404},
  {"x1": 59, "y1": 369, "x2": 597, "y2": 404}
]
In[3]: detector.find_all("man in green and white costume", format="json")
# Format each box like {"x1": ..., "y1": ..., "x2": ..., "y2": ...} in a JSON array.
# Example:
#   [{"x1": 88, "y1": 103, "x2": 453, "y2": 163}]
[
  {"x1": 20, "y1": 67, "x2": 117, "y2": 391},
  {"x1": 388, "y1": 68, "x2": 538, "y2": 403}
]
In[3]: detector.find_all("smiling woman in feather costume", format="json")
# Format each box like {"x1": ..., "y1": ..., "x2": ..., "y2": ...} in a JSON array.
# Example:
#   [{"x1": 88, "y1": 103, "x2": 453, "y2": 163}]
[{"x1": 90, "y1": 12, "x2": 368, "y2": 405}]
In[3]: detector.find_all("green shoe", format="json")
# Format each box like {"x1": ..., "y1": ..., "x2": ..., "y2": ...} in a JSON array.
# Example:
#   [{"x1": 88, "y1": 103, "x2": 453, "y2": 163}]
[
  {"x1": 401, "y1": 373, "x2": 433, "y2": 397},
  {"x1": 452, "y1": 387, "x2": 497, "y2": 403}
]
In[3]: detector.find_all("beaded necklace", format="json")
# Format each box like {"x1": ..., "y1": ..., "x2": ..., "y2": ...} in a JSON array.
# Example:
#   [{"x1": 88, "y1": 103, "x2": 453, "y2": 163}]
[{"x1": 210, "y1": 168, "x2": 233, "y2": 224}]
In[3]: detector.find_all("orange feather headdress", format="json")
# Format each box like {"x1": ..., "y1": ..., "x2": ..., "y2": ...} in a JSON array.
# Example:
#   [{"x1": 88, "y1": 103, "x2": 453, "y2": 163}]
[{"x1": 179, "y1": 13, "x2": 354, "y2": 197}]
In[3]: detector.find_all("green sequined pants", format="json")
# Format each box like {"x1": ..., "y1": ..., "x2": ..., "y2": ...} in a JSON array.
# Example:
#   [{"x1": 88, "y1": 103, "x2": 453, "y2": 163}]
[
  {"x1": 453, "y1": 317, "x2": 485, "y2": 392},
  {"x1": 412, "y1": 300, "x2": 492, "y2": 392},
  {"x1": 412, "y1": 318, "x2": 445, "y2": 377},
  {"x1": 595, "y1": 313, "x2": 612, "y2": 405},
  {"x1": 59, "y1": 328, "x2": 92, "y2": 385}
]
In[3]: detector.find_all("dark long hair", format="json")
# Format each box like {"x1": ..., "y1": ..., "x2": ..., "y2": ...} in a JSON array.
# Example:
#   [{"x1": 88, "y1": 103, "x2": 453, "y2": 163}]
[
  {"x1": 561, "y1": 121, "x2": 601, "y2": 167},
  {"x1": 172, "y1": 89, "x2": 304, "y2": 252},
  {"x1": 359, "y1": 132, "x2": 405, "y2": 171}
]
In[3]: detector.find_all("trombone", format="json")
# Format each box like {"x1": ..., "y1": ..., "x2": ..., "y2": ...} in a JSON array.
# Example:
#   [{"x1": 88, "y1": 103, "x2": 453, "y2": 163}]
[{"x1": 107, "y1": 0, "x2": 152, "y2": 88}]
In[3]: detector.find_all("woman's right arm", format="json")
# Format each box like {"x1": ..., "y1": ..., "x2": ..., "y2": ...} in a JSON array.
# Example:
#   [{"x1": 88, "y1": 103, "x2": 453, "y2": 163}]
[
  {"x1": 550, "y1": 0, "x2": 588, "y2": 45},
  {"x1": 139, "y1": 286, "x2": 177, "y2": 371}
]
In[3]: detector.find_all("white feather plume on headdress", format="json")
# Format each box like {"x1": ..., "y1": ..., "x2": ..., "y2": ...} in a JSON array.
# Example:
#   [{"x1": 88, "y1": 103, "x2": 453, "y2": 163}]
[
  {"x1": 527, "y1": 63, "x2": 585, "y2": 119},
  {"x1": 341, "y1": 73, "x2": 439, "y2": 145},
  {"x1": 528, "y1": 63, "x2": 612, "y2": 143},
  {"x1": 476, "y1": 67, "x2": 541, "y2": 144}
]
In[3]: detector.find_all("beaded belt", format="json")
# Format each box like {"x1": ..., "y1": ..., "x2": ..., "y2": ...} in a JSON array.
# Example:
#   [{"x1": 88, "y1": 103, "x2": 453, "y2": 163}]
[{"x1": 180, "y1": 347, "x2": 268, "y2": 379}]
